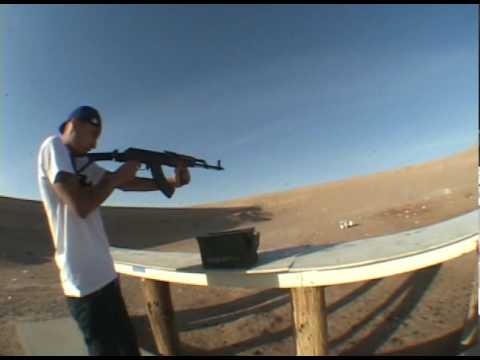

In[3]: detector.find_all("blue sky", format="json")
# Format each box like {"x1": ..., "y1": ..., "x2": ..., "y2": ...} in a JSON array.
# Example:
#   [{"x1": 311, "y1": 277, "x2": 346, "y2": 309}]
[{"x1": 1, "y1": 5, "x2": 478, "y2": 207}]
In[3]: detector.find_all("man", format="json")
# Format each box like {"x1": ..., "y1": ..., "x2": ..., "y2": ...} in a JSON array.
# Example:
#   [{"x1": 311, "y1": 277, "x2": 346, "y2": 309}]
[{"x1": 37, "y1": 105, "x2": 190, "y2": 355}]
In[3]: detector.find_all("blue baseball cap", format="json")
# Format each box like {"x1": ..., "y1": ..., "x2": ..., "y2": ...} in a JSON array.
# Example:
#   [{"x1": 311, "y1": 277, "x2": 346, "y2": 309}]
[{"x1": 59, "y1": 106, "x2": 102, "y2": 134}]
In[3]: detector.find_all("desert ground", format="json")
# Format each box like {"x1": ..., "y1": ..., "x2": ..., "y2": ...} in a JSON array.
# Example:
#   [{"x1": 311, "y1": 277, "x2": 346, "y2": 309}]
[{"x1": 1, "y1": 146, "x2": 478, "y2": 355}]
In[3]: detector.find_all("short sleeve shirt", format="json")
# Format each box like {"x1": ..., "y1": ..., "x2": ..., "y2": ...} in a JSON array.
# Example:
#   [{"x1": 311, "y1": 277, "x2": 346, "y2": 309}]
[{"x1": 37, "y1": 135, "x2": 117, "y2": 297}]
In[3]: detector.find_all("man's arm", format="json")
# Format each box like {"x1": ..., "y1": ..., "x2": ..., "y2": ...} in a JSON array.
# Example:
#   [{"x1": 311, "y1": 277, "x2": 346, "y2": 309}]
[
  {"x1": 117, "y1": 165, "x2": 191, "y2": 192},
  {"x1": 116, "y1": 176, "x2": 177, "y2": 192},
  {"x1": 52, "y1": 161, "x2": 139, "y2": 219},
  {"x1": 52, "y1": 172, "x2": 120, "y2": 219}
]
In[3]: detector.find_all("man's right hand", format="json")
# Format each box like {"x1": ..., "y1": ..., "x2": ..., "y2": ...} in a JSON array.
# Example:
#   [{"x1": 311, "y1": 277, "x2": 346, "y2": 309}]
[{"x1": 111, "y1": 161, "x2": 141, "y2": 187}]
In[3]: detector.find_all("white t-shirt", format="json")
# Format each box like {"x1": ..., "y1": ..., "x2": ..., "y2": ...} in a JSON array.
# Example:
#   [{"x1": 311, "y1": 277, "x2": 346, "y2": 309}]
[{"x1": 37, "y1": 135, "x2": 117, "y2": 297}]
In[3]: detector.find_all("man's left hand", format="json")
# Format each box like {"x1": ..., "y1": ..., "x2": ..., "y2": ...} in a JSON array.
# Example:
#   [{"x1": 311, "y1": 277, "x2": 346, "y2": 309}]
[{"x1": 175, "y1": 165, "x2": 191, "y2": 187}]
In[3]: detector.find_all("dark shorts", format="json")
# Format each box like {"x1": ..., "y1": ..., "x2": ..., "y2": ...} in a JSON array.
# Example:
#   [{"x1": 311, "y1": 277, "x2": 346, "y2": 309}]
[{"x1": 65, "y1": 278, "x2": 140, "y2": 356}]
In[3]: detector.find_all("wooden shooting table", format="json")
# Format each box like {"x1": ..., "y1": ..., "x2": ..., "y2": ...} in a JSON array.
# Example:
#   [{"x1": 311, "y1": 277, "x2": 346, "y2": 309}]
[{"x1": 111, "y1": 210, "x2": 478, "y2": 356}]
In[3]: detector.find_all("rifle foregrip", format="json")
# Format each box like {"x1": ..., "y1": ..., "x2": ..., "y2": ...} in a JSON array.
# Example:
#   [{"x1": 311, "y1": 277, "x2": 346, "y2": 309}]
[{"x1": 150, "y1": 164, "x2": 174, "y2": 198}]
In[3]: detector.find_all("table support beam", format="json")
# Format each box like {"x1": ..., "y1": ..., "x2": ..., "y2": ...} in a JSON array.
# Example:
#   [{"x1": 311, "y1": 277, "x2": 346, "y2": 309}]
[
  {"x1": 290, "y1": 286, "x2": 329, "y2": 356},
  {"x1": 142, "y1": 279, "x2": 178, "y2": 356}
]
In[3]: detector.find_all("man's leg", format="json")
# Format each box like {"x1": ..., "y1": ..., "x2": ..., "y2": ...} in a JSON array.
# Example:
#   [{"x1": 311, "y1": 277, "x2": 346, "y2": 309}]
[
  {"x1": 108, "y1": 279, "x2": 141, "y2": 356},
  {"x1": 66, "y1": 279, "x2": 141, "y2": 356},
  {"x1": 66, "y1": 283, "x2": 120, "y2": 356}
]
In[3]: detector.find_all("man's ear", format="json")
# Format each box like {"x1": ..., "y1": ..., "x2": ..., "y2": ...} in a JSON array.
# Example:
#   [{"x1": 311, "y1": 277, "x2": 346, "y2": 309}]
[
  {"x1": 70, "y1": 118, "x2": 84, "y2": 134},
  {"x1": 64, "y1": 119, "x2": 74, "y2": 134}
]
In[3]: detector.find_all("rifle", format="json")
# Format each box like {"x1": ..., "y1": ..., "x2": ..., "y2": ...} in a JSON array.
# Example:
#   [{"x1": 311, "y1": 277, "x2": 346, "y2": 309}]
[{"x1": 74, "y1": 148, "x2": 224, "y2": 198}]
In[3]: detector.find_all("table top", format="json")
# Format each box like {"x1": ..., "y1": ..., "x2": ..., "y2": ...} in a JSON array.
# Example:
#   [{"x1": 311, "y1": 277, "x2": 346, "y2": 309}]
[{"x1": 111, "y1": 210, "x2": 478, "y2": 288}]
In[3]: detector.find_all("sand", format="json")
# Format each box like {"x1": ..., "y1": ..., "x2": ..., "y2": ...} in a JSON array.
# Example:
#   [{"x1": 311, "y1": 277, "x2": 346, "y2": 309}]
[{"x1": 0, "y1": 146, "x2": 478, "y2": 355}]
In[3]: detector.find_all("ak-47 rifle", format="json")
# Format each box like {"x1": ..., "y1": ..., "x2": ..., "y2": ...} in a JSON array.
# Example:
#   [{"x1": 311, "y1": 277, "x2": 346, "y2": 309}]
[{"x1": 74, "y1": 148, "x2": 224, "y2": 198}]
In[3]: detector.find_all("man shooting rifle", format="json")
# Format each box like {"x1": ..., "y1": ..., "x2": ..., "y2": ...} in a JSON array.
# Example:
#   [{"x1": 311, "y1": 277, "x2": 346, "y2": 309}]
[{"x1": 37, "y1": 105, "x2": 193, "y2": 355}]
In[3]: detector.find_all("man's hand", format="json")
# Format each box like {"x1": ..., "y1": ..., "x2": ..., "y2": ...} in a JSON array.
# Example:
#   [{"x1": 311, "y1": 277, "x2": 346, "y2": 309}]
[
  {"x1": 174, "y1": 164, "x2": 191, "y2": 187},
  {"x1": 111, "y1": 161, "x2": 141, "y2": 187}
]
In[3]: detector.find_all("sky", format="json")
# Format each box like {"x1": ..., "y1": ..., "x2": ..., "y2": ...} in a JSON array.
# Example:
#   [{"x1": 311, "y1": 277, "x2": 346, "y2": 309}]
[{"x1": 1, "y1": 4, "x2": 478, "y2": 208}]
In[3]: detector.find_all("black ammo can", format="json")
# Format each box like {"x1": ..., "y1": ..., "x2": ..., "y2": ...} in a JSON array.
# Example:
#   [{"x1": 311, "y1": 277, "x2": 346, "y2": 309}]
[{"x1": 196, "y1": 227, "x2": 260, "y2": 269}]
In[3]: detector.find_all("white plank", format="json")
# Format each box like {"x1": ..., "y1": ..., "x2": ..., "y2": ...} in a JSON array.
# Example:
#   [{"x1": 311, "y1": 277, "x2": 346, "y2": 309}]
[
  {"x1": 110, "y1": 242, "x2": 312, "y2": 274},
  {"x1": 296, "y1": 235, "x2": 477, "y2": 287},
  {"x1": 111, "y1": 210, "x2": 478, "y2": 288},
  {"x1": 110, "y1": 249, "x2": 201, "y2": 271},
  {"x1": 291, "y1": 210, "x2": 478, "y2": 271}
]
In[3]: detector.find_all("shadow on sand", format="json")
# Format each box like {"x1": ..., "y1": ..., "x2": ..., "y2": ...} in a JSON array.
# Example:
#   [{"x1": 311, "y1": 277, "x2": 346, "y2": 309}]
[
  {"x1": 0, "y1": 196, "x2": 272, "y2": 266},
  {"x1": 130, "y1": 264, "x2": 464, "y2": 356},
  {"x1": 103, "y1": 205, "x2": 272, "y2": 249}
]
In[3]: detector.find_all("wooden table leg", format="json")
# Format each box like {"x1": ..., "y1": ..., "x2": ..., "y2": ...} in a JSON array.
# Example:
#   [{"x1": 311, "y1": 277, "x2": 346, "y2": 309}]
[
  {"x1": 142, "y1": 279, "x2": 178, "y2": 355},
  {"x1": 290, "y1": 286, "x2": 329, "y2": 356},
  {"x1": 459, "y1": 258, "x2": 479, "y2": 352}
]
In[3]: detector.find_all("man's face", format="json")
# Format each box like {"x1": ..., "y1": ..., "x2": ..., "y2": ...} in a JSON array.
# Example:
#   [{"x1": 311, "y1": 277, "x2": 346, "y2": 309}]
[{"x1": 71, "y1": 119, "x2": 101, "y2": 154}]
